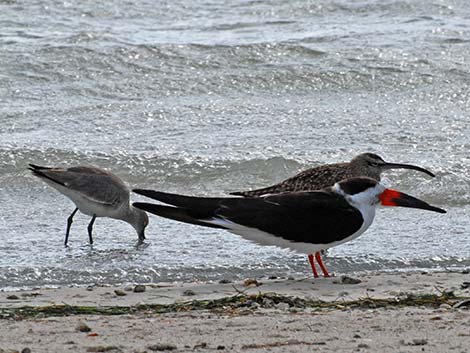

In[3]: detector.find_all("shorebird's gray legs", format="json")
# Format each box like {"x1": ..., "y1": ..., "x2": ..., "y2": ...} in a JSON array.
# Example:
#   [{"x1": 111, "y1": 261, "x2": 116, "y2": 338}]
[
  {"x1": 87, "y1": 215, "x2": 96, "y2": 245},
  {"x1": 65, "y1": 208, "x2": 79, "y2": 246}
]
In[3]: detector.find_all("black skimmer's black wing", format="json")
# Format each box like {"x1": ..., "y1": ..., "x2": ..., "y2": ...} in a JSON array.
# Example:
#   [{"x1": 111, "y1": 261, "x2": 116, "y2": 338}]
[{"x1": 133, "y1": 188, "x2": 364, "y2": 245}]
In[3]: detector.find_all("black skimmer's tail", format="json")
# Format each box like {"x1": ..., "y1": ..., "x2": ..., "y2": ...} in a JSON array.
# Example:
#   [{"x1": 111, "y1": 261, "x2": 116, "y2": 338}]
[
  {"x1": 231, "y1": 153, "x2": 435, "y2": 197},
  {"x1": 133, "y1": 177, "x2": 445, "y2": 277},
  {"x1": 29, "y1": 164, "x2": 149, "y2": 246}
]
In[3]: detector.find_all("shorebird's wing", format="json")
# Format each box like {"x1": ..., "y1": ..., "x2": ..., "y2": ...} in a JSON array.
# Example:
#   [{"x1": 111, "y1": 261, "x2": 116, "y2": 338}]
[
  {"x1": 29, "y1": 165, "x2": 128, "y2": 206},
  {"x1": 133, "y1": 189, "x2": 363, "y2": 245},
  {"x1": 230, "y1": 163, "x2": 349, "y2": 197}
]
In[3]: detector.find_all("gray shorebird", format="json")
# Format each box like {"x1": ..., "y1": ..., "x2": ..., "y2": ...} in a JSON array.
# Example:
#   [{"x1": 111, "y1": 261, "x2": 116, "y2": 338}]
[
  {"x1": 230, "y1": 153, "x2": 435, "y2": 197},
  {"x1": 29, "y1": 164, "x2": 149, "y2": 246},
  {"x1": 230, "y1": 153, "x2": 436, "y2": 276},
  {"x1": 132, "y1": 177, "x2": 445, "y2": 277}
]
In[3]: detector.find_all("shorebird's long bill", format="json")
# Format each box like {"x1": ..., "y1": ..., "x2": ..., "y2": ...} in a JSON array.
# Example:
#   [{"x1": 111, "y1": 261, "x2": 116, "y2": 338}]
[
  {"x1": 379, "y1": 189, "x2": 446, "y2": 213},
  {"x1": 382, "y1": 162, "x2": 435, "y2": 177}
]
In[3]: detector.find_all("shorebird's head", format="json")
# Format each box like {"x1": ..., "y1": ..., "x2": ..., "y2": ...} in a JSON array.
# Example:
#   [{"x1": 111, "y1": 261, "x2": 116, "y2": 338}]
[
  {"x1": 334, "y1": 177, "x2": 446, "y2": 213},
  {"x1": 351, "y1": 153, "x2": 435, "y2": 179},
  {"x1": 131, "y1": 208, "x2": 149, "y2": 244}
]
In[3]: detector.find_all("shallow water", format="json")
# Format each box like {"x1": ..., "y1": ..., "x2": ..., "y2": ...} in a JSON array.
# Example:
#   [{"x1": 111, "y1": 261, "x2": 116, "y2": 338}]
[{"x1": 0, "y1": 0, "x2": 469, "y2": 289}]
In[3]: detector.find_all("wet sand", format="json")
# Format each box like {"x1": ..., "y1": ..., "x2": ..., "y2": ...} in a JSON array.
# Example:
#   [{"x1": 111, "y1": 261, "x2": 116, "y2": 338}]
[{"x1": 0, "y1": 271, "x2": 469, "y2": 352}]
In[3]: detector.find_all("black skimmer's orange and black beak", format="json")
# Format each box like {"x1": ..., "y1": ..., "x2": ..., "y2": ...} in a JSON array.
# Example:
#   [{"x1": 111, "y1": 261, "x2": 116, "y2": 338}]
[
  {"x1": 133, "y1": 177, "x2": 446, "y2": 278},
  {"x1": 378, "y1": 188, "x2": 445, "y2": 213}
]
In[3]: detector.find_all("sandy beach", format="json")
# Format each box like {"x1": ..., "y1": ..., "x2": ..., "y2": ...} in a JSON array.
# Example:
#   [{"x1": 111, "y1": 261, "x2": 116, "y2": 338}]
[{"x1": 0, "y1": 271, "x2": 469, "y2": 353}]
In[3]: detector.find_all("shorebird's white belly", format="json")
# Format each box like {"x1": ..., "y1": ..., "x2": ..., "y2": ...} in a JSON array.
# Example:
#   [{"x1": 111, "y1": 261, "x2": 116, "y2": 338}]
[{"x1": 43, "y1": 179, "x2": 122, "y2": 218}]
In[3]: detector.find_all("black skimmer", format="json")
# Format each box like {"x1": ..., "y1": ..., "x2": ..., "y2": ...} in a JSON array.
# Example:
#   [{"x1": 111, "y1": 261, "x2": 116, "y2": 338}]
[
  {"x1": 132, "y1": 177, "x2": 445, "y2": 277},
  {"x1": 29, "y1": 164, "x2": 149, "y2": 246},
  {"x1": 231, "y1": 153, "x2": 436, "y2": 276},
  {"x1": 230, "y1": 153, "x2": 435, "y2": 197}
]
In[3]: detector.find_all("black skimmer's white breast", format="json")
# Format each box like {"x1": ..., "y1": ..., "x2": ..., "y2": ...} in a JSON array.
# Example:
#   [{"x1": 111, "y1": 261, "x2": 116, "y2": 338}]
[
  {"x1": 133, "y1": 177, "x2": 445, "y2": 277},
  {"x1": 231, "y1": 153, "x2": 435, "y2": 197},
  {"x1": 29, "y1": 164, "x2": 149, "y2": 246}
]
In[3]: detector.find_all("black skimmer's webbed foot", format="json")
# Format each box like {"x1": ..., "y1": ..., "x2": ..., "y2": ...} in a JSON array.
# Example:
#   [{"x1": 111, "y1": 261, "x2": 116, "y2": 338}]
[{"x1": 65, "y1": 207, "x2": 79, "y2": 247}]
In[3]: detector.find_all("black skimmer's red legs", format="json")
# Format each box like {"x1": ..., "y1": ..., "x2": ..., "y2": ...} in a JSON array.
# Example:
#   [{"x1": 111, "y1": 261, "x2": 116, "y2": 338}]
[
  {"x1": 29, "y1": 164, "x2": 149, "y2": 246},
  {"x1": 307, "y1": 252, "x2": 330, "y2": 278},
  {"x1": 315, "y1": 252, "x2": 330, "y2": 277},
  {"x1": 231, "y1": 153, "x2": 435, "y2": 197},
  {"x1": 308, "y1": 253, "x2": 319, "y2": 278},
  {"x1": 133, "y1": 177, "x2": 446, "y2": 275}
]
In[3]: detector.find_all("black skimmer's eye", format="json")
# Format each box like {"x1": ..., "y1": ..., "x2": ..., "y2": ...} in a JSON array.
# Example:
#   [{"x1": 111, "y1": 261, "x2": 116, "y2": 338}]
[{"x1": 378, "y1": 188, "x2": 446, "y2": 213}]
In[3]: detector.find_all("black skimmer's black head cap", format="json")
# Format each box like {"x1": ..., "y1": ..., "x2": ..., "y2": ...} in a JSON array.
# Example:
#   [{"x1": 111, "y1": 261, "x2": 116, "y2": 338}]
[
  {"x1": 335, "y1": 177, "x2": 379, "y2": 196},
  {"x1": 352, "y1": 153, "x2": 435, "y2": 178}
]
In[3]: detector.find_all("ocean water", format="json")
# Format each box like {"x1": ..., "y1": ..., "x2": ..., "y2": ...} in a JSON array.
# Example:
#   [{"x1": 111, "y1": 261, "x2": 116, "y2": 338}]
[{"x1": 0, "y1": 0, "x2": 469, "y2": 289}]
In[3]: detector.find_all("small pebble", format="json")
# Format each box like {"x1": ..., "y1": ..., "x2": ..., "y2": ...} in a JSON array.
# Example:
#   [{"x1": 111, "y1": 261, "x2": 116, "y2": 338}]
[
  {"x1": 340, "y1": 276, "x2": 362, "y2": 284},
  {"x1": 262, "y1": 298, "x2": 274, "y2": 307},
  {"x1": 216, "y1": 345, "x2": 225, "y2": 350},
  {"x1": 86, "y1": 346, "x2": 118, "y2": 352},
  {"x1": 439, "y1": 303, "x2": 452, "y2": 309},
  {"x1": 114, "y1": 290, "x2": 127, "y2": 297},
  {"x1": 275, "y1": 302, "x2": 290, "y2": 311},
  {"x1": 353, "y1": 334, "x2": 362, "y2": 338},
  {"x1": 453, "y1": 299, "x2": 470, "y2": 309},
  {"x1": 182, "y1": 289, "x2": 196, "y2": 296},
  {"x1": 461, "y1": 282, "x2": 470, "y2": 290},
  {"x1": 218, "y1": 279, "x2": 232, "y2": 284},
  {"x1": 401, "y1": 338, "x2": 427, "y2": 346},
  {"x1": 133, "y1": 285, "x2": 146, "y2": 293},
  {"x1": 358, "y1": 343, "x2": 370, "y2": 348},
  {"x1": 243, "y1": 279, "x2": 259, "y2": 287},
  {"x1": 193, "y1": 342, "x2": 207, "y2": 349},
  {"x1": 76, "y1": 323, "x2": 92, "y2": 332},
  {"x1": 147, "y1": 344, "x2": 177, "y2": 351},
  {"x1": 6, "y1": 295, "x2": 19, "y2": 300},
  {"x1": 86, "y1": 286, "x2": 94, "y2": 291},
  {"x1": 21, "y1": 349, "x2": 31, "y2": 353},
  {"x1": 411, "y1": 339, "x2": 428, "y2": 346}
]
